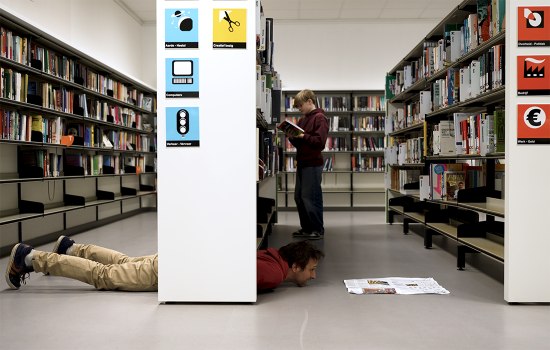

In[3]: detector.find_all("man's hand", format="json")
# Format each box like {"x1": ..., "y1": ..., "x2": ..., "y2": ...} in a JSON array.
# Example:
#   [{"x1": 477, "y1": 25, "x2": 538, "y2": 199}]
[{"x1": 294, "y1": 134, "x2": 304, "y2": 139}]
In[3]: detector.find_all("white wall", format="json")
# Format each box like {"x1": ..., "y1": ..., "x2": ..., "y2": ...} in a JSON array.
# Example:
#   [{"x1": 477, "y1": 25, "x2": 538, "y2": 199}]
[
  {"x1": 273, "y1": 20, "x2": 440, "y2": 91},
  {"x1": 141, "y1": 24, "x2": 157, "y2": 88},
  {"x1": 2, "y1": 0, "x2": 155, "y2": 88}
]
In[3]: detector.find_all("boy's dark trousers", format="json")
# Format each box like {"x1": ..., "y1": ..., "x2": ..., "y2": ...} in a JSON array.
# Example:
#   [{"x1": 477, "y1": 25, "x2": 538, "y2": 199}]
[{"x1": 294, "y1": 165, "x2": 324, "y2": 235}]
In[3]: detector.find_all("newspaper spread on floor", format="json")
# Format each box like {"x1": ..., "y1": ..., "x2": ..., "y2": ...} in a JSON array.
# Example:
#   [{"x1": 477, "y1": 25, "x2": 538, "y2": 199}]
[{"x1": 344, "y1": 277, "x2": 450, "y2": 295}]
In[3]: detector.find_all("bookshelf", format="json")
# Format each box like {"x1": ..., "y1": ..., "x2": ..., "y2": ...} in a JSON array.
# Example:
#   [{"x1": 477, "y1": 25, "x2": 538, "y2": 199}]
[
  {"x1": 0, "y1": 6, "x2": 157, "y2": 256},
  {"x1": 384, "y1": 0, "x2": 550, "y2": 303},
  {"x1": 279, "y1": 90, "x2": 386, "y2": 209}
]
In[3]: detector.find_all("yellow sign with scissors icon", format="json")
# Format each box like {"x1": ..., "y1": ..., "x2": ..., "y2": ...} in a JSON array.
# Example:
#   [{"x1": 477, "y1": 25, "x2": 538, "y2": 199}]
[{"x1": 213, "y1": 9, "x2": 246, "y2": 49}]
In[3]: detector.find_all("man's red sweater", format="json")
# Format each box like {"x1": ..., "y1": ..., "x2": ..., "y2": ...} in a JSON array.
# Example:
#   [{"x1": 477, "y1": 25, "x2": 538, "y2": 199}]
[
  {"x1": 257, "y1": 248, "x2": 289, "y2": 290},
  {"x1": 289, "y1": 108, "x2": 329, "y2": 167}
]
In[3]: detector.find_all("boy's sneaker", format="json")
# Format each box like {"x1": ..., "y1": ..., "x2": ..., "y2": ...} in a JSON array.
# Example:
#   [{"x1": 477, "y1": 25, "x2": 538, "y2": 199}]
[
  {"x1": 307, "y1": 232, "x2": 324, "y2": 240},
  {"x1": 292, "y1": 229, "x2": 311, "y2": 238},
  {"x1": 5, "y1": 243, "x2": 34, "y2": 290},
  {"x1": 52, "y1": 236, "x2": 75, "y2": 255}
]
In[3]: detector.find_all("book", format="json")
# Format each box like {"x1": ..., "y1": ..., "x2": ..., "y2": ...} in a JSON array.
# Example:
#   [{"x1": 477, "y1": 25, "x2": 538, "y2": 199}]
[
  {"x1": 430, "y1": 163, "x2": 463, "y2": 200},
  {"x1": 439, "y1": 120, "x2": 455, "y2": 155},
  {"x1": 443, "y1": 171, "x2": 466, "y2": 201},
  {"x1": 277, "y1": 119, "x2": 304, "y2": 137},
  {"x1": 494, "y1": 111, "x2": 505, "y2": 152}
]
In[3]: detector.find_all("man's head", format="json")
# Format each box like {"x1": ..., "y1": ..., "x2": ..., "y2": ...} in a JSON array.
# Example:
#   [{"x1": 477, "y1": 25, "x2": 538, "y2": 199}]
[
  {"x1": 293, "y1": 89, "x2": 317, "y2": 116},
  {"x1": 279, "y1": 240, "x2": 325, "y2": 287},
  {"x1": 458, "y1": 181, "x2": 465, "y2": 190}
]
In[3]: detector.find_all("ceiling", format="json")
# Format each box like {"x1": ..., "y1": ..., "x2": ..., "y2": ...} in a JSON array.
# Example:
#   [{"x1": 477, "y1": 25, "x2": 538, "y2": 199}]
[{"x1": 116, "y1": 0, "x2": 463, "y2": 24}]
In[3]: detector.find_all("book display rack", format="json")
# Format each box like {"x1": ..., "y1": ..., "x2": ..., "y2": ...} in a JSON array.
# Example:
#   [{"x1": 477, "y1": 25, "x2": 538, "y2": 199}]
[
  {"x1": 0, "y1": 7, "x2": 157, "y2": 256},
  {"x1": 384, "y1": 0, "x2": 550, "y2": 303},
  {"x1": 279, "y1": 90, "x2": 386, "y2": 209}
]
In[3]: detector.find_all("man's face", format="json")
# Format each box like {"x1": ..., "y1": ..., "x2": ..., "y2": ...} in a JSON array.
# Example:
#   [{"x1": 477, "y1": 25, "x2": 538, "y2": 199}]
[
  {"x1": 293, "y1": 259, "x2": 318, "y2": 287},
  {"x1": 297, "y1": 99, "x2": 315, "y2": 115},
  {"x1": 458, "y1": 182, "x2": 465, "y2": 189}
]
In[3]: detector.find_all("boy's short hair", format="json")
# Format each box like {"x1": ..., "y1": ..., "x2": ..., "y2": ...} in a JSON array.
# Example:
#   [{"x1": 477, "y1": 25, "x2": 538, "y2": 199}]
[
  {"x1": 293, "y1": 89, "x2": 316, "y2": 108},
  {"x1": 278, "y1": 240, "x2": 325, "y2": 270}
]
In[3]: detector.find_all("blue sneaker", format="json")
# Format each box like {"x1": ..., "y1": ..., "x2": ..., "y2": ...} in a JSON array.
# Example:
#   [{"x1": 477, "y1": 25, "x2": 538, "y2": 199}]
[
  {"x1": 52, "y1": 236, "x2": 75, "y2": 255},
  {"x1": 5, "y1": 243, "x2": 34, "y2": 290}
]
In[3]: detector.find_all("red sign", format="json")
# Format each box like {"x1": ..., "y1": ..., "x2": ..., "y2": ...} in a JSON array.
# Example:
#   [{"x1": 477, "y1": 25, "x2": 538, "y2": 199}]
[
  {"x1": 518, "y1": 7, "x2": 550, "y2": 46},
  {"x1": 517, "y1": 104, "x2": 550, "y2": 144},
  {"x1": 517, "y1": 55, "x2": 550, "y2": 96}
]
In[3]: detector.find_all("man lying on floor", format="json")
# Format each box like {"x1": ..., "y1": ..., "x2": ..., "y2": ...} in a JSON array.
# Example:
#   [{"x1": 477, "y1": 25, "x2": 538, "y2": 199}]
[{"x1": 5, "y1": 237, "x2": 324, "y2": 292}]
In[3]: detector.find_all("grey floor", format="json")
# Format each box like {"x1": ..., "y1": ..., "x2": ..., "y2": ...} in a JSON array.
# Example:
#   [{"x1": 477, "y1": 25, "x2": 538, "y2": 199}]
[{"x1": 1, "y1": 211, "x2": 549, "y2": 350}]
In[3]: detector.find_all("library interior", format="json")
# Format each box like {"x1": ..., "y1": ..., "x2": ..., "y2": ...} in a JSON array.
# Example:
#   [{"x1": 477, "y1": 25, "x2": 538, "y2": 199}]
[{"x1": 0, "y1": 0, "x2": 549, "y2": 349}]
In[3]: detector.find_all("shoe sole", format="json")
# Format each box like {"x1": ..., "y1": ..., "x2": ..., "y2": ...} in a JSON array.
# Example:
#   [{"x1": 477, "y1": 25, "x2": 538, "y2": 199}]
[
  {"x1": 52, "y1": 235, "x2": 66, "y2": 254},
  {"x1": 5, "y1": 243, "x2": 21, "y2": 290},
  {"x1": 292, "y1": 233, "x2": 311, "y2": 238},
  {"x1": 307, "y1": 235, "x2": 324, "y2": 240}
]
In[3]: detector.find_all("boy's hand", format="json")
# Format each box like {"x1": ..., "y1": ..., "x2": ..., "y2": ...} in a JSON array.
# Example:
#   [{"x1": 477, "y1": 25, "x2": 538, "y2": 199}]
[
  {"x1": 294, "y1": 134, "x2": 304, "y2": 139},
  {"x1": 284, "y1": 129, "x2": 296, "y2": 139}
]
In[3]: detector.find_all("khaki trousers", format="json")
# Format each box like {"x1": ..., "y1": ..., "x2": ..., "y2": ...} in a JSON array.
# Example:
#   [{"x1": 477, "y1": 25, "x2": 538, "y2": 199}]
[{"x1": 32, "y1": 244, "x2": 158, "y2": 291}]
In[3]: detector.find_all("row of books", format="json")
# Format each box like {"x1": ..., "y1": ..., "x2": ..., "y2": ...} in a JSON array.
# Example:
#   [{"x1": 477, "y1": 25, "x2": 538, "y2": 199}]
[
  {"x1": 390, "y1": 162, "x2": 505, "y2": 201},
  {"x1": 288, "y1": 115, "x2": 386, "y2": 132},
  {"x1": 351, "y1": 96, "x2": 385, "y2": 112},
  {"x1": 428, "y1": 162, "x2": 504, "y2": 201},
  {"x1": 431, "y1": 111, "x2": 505, "y2": 156},
  {"x1": 1, "y1": 27, "x2": 30, "y2": 65},
  {"x1": 351, "y1": 155, "x2": 384, "y2": 172},
  {"x1": 20, "y1": 150, "x2": 62, "y2": 177},
  {"x1": 0, "y1": 109, "x2": 156, "y2": 150},
  {"x1": 389, "y1": 1, "x2": 505, "y2": 96},
  {"x1": 457, "y1": 0, "x2": 505, "y2": 59},
  {"x1": 65, "y1": 154, "x2": 146, "y2": 176},
  {"x1": 387, "y1": 136, "x2": 425, "y2": 165},
  {"x1": 78, "y1": 95, "x2": 146, "y2": 129},
  {"x1": 30, "y1": 44, "x2": 156, "y2": 112},
  {"x1": 431, "y1": 44, "x2": 504, "y2": 110},
  {"x1": 323, "y1": 157, "x2": 335, "y2": 171},
  {"x1": 285, "y1": 96, "x2": 385, "y2": 112},
  {"x1": 1, "y1": 69, "x2": 150, "y2": 130},
  {"x1": 326, "y1": 137, "x2": 349, "y2": 152},
  {"x1": 0, "y1": 111, "x2": 62, "y2": 143},
  {"x1": 353, "y1": 116, "x2": 385, "y2": 132},
  {"x1": 388, "y1": 43, "x2": 505, "y2": 133},
  {"x1": 352, "y1": 136, "x2": 384, "y2": 152},
  {"x1": 329, "y1": 116, "x2": 387, "y2": 132}
]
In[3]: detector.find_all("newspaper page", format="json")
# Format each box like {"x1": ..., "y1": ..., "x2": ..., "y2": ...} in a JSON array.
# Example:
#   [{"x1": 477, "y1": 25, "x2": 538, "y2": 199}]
[{"x1": 344, "y1": 277, "x2": 450, "y2": 295}]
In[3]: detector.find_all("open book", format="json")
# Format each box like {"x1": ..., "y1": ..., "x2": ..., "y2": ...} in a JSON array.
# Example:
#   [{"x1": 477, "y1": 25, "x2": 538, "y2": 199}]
[{"x1": 277, "y1": 119, "x2": 304, "y2": 137}]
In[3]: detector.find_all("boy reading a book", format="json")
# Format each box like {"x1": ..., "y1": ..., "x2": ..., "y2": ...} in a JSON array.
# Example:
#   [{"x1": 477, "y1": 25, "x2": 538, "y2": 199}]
[
  {"x1": 282, "y1": 89, "x2": 329, "y2": 240},
  {"x1": 6, "y1": 237, "x2": 324, "y2": 291}
]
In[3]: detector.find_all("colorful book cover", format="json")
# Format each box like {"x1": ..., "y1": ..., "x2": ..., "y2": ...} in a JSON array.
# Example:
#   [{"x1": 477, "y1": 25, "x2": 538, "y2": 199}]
[
  {"x1": 430, "y1": 163, "x2": 463, "y2": 200},
  {"x1": 478, "y1": 0, "x2": 490, "y2": 44},
  {"x1": 494, "y1": 111, "x2": 505, "y2": 152},
  {"x1": 443, "y1": 171, "x2": 466, "y2": 201}
]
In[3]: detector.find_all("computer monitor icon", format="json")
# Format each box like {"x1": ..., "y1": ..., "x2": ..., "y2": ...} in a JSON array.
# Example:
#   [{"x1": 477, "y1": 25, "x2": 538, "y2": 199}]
[{"x1": 172, "y1": 60, "x2": 194, "y2": 84}]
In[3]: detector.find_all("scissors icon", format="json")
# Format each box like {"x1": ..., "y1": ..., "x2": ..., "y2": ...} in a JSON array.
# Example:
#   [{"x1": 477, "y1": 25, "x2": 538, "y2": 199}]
[{"x1": 223, "y1": 11, "x2": 240, "y2": 32}]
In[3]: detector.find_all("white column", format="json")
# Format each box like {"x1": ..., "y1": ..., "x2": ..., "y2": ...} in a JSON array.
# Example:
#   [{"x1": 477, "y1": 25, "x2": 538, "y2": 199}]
[
  {"x1": 157, "y1": 0, "x2": 257, "y2": 302},
  {"x1": 505, "y1": 0, "x2": 550, "y2": 302}
]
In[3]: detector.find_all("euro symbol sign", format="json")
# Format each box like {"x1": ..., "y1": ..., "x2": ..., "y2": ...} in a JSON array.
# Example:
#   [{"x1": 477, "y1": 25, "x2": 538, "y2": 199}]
[
  {"x1": 524, "y1": 106, "x2": 546, "y2": 129},
  {"x1": 526, "y1": 109, "x2": 542, "y2": 127}
]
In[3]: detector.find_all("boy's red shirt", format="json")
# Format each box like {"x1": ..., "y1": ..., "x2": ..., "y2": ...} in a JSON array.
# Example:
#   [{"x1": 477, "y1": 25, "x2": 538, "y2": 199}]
[
  {"x1": 289, "y1": 108, "x2": 329, "y2": 167},
  {"x1": 257, "y1": 248, "x2": 289, "y2": 290}
]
